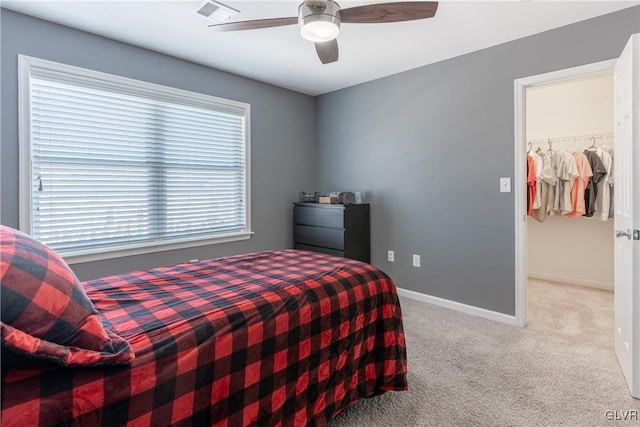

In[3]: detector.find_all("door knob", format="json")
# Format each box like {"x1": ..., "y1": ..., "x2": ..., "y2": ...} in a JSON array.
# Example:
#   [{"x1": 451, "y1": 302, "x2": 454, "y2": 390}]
[{"x1": 616, "y1": 229, "x2": 632, "y2": 239}]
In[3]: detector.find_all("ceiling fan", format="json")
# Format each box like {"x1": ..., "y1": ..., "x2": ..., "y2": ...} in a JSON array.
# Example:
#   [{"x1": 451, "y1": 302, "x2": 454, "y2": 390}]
[{"x1": 209, "y1": 1, "x2": 439, "y2": 64}]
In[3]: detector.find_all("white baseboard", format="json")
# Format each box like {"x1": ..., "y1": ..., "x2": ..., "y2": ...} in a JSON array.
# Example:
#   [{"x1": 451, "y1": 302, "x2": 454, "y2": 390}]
[
  {"x1": 396, "y1": 287, "x2": 519, "y2": 326},
  {"x1": 527, "y1": 272, "x2": 613, "y2": 291}
]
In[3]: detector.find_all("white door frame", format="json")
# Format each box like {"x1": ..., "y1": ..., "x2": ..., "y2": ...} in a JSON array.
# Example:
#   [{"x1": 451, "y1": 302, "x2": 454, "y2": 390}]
[{"x1": 513, "y1": 59, "x2": 616, "y2": 327}]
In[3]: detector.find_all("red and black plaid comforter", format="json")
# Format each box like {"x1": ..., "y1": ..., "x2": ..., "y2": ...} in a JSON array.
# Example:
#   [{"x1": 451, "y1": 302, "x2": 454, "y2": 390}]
[{"x1": 1, "y1": 250, "x2": 407, "y2": 426}]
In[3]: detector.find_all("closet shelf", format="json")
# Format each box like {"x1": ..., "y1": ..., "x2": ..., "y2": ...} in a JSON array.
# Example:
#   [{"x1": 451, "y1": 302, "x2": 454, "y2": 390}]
[{"x1": 527, "y1": 132, "x2": 614, "y2": 146}]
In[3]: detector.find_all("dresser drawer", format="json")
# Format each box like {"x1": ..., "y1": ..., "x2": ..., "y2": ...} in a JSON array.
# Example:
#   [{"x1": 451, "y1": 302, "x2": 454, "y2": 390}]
[
  {"x1": 294, "y1": 244, "x2": 345, "y2": 258},
  {"x1": 293, "y1": 205, "x2": 344, "y2": 229},
  {"x1": 294, "y1": 225, "x2": 344, "y2": 250}
]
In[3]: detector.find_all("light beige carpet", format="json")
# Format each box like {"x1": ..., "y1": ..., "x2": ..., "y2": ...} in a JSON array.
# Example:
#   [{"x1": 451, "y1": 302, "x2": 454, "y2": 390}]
[{"x1": 329, "y1": 279, "x2": 640, "y2": 426}]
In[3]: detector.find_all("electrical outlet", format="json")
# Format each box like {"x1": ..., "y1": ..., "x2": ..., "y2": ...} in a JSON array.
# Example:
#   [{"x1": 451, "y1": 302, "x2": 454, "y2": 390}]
[
  {"x1": 412, "y1": 254, "x2": 421, "y2": 268},
  {"x1": 189, "y1": 259, "x2": 199, "y2": 262},
  {"x1": 387, "y1": 250, "x2": 395, "y2": 262}
]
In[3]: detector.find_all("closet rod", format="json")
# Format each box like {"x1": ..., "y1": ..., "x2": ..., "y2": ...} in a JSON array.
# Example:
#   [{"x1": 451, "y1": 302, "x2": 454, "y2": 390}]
[{"x1": 527, "y1": 132, "x2": 614, "y2": 145}]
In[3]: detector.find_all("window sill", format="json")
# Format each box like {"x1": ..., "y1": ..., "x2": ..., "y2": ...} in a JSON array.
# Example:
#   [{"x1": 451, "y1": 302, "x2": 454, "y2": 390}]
[{"x1": 63, "y1": 231, "x2": 254, "y2": 265}]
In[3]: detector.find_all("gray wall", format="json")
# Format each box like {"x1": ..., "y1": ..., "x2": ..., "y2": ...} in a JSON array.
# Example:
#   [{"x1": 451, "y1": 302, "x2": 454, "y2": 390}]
[
  {"x1": 1, "y1": 9, "x2": 316, "y2": 280},
  {"x1": 2, "y1": 7, "x2": 639, "y2": 315},
  {"x1": 316, "y1": 7, "x2": 640, "y2": 315}
]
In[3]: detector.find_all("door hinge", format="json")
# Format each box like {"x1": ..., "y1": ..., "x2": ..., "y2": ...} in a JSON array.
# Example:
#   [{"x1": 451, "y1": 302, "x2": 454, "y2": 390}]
[{"x1": 634, "y1": 229, "x2": 640, "y2": 241}]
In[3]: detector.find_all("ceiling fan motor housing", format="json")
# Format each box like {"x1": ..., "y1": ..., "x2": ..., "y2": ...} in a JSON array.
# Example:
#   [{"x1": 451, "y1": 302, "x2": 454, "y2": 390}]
[{"x1": 298, "y1": 1, "x2": 342, "y2": 42}]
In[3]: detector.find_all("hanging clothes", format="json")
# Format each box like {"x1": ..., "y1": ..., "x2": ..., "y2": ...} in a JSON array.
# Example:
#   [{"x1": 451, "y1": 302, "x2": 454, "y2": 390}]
[
  {"x1": 532, "y1": 149, "x2": 557, "y2": 223},
  {"x1": 527, "y1": 157, "x2": 530, "y2": 212},
  {"x1": 583, "y1": 151, "x2": 607, "y2": 217},
  {"x1": 529, "y1": 136, "x2": 615, "y2": 222},
  {"x1": 594, "y1": 147, "x2": 613, "y2": 220},
  {"x1": 526, "y1": 154, "x2": 537, "y2": 216},
  {"x1": 530, "y1": 150, "x2": 543, "y2": 209},
  {"x1": 583, "y1": 150, "x2": 607, "y2": 217},
  {"x1": 566, "y1": 151, "x2": 593, "y2": 217},
  {"x1": 550, "y1": 151, "x2": 563, "y2": 215},
  {"x1": 551, "y1": 150, "x2": 578, "y2": 216}
]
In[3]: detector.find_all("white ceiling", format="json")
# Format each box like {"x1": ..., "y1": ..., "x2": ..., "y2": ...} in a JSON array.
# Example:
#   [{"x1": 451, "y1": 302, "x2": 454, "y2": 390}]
[{"x1": 3, "y1": 0, "x2": 638, "y2": 95}]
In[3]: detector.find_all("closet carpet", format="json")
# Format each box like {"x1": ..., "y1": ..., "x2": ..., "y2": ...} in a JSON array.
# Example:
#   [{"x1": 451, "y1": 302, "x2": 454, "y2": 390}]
[{"x1": 329, "y1": 279, "x2": 639, "y2": 426}]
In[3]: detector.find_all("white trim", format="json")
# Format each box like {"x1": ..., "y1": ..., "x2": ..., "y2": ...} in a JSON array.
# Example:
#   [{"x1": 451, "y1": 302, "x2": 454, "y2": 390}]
[
  {"x1": 18, "y1": 55, "x2": 250, "y2": 111},
  {"x1": 18, "y1": 54, "x2": 252, "y2": 260},
  {"x1": 528, "y1": 272, "x2": 613, "y2": 291},
  {"x1": 65, "y1": 232, "x2": 253, "y2": 265},
  {"x1": 18, "y1": 55, "x2": 32, "y2": 233},
  {"x1": 514, "y1": 78, "x2": 528, "y2": 327},
  {"x1": 513, "y1": 59, "x2": 616, "y2": 328},
  {"x1": 396, "y1": 287, "x2": 518, "y2": 326},
  {"x1": 244, "y1": 105, "x2": 252, "y2": 235},
  {"x1": 515, "y1": 60, "x2": 616, "y2": 88}
]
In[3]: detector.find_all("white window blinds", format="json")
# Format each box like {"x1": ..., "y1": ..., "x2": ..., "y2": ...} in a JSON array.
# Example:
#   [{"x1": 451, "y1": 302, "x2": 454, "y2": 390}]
[{"x1": 23, "y1": 59, "x2": 250, "y2": 258}]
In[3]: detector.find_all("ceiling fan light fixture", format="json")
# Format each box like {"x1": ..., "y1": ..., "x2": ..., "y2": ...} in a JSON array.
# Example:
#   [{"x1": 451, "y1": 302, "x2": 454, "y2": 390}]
[
  {"x1": 298, "y1": 1, "x2": 341, "y2": 42},
  {"x1": 300, "y1": 19, "x2": 340, "y2": 42},
  {"x1": 209, "y1": 1, "x2": 439, "y2": 64}
]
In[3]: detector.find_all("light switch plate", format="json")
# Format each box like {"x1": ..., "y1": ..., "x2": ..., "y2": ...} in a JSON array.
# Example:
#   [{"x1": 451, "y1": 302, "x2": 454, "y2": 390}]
[{"x1": 500, "y1": 177, "x2": 511, "y2": 193}]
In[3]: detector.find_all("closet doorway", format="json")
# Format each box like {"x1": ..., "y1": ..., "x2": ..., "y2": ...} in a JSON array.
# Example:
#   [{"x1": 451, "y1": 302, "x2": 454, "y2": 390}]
[
  {"x1": 525, "y1": 71, "x2": 615, "y2": 347},
  {"x1": 514, "y1": 34, "x2": 640, "y2": 399},
  {"x1": 514, "y1": 59, "x2": 617, "y2": 328}
]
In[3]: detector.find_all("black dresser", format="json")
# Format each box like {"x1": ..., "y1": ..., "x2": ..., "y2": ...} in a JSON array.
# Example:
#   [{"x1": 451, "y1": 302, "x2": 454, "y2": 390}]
[{"x1": 293, "y1": 203, "x2": 370, "y2": 263}]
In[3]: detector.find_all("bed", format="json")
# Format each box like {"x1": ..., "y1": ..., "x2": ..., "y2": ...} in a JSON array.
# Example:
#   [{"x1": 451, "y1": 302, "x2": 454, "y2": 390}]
[{"x1": 1, "y1": 228, "x2": 407, "y2": 426}]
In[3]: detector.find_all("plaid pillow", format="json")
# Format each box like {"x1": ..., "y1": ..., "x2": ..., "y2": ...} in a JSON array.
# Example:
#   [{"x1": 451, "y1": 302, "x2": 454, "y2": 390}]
[{"x1": 0, "y1": 225, "x2": 134, "y2": 367}]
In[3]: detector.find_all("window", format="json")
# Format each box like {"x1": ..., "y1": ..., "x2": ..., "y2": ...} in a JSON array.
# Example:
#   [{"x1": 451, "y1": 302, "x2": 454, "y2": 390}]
[{"x1": 19, "y1": 56, "x2": 251, "y2": 262}]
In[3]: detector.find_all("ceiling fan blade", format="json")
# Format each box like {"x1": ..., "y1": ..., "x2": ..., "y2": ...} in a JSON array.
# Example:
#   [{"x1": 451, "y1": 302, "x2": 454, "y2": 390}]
[
  {"x1": 315, "y1": 39, "x2": 339, "y2": 64},
  {"x1": 209, "y1": 17, "x2": 298, "y2": 31},
  {"x1": 340, "y1": 1, "x2": 438, "y2": 24},
  {"x1": 305, "y1": 0, "x2": 327, "y2": 8}
]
